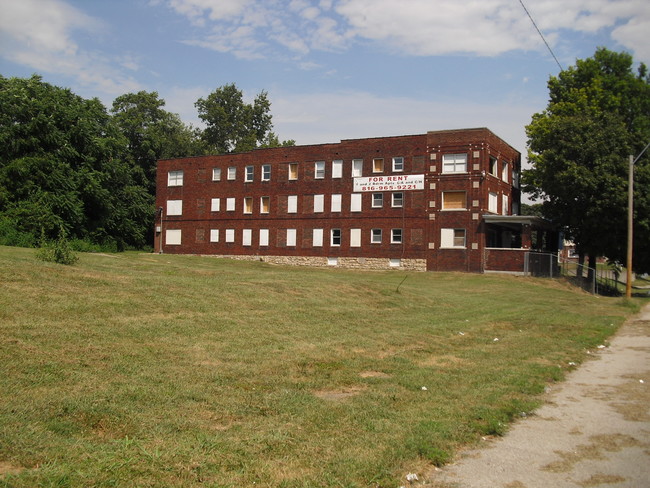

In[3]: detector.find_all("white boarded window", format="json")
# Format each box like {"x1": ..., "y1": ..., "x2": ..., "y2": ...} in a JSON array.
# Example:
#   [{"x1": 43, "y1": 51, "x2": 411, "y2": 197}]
[
  {"x1": 210, "y1": 198, "x2": 220, "y2": 212},
  {"x1": 441, "y1": 228, "x2": 466, "y2": 248},
  {"x1": 242, "y1": 229, "x2": 252, "y2": 246},
  {"x1": 314, "y1": 161, "x2": 325, "y2": 179},
  {"x1": 226, "y1": 197, "x2": 236, "y2": 211},
  {"x1": 212, "y1": 168, "x2": 221, "y2": 181},
  {"x1": 259, "y1": 229, "x2": 269, "y2": 246},
  {"x1": 389, "y1": 258, "x2": 401, "y2": 267},
  {"x1": 287, "y1": 195, "x2": 298, "y2": 214},
  {"x1": 168, "y1": 170, "x2": 183, "y2": 186},
  {"x1": 502, "y1": 195, "x2": 509, "y2": 215},
  {"x1": 331, "y1": 194, "x2": 342, "y2": 212},
  {"x1": 313, "y1": 228, "x2": 323, "y2": 247},
  {"x1": 225, "y1": 229, "x2": 235, "y2": 243},
  {"x1": 210, "y1": 229, "x2": 219, "y2": 242},
  {"x1": 442, "y1": 153, "x2": 467, "y2": 174},
  {"x1": 350, "y1": 228, "x2": 361, "y2": 247},
  {"x1": 286, "y1": 229, "x2": 297, "y2": 246},
  {"x1": 165, "y1": 229, "x2": 181, "y2": 245},
  {"x1": 352, "y1": 159, "x2": 363, "y2": 177},
  {"x1": 314, "y1": 194, "x2": 324, "y2": 213},
  {"x1": 488, "y1": 192, "x2": 498, "y2": 213},
  {"x1": 167, "y1": 200, "x2": 182, "y2": 216},
  {"x1": 332, "y1": 160, "x2": 343, "y2": 178},
  {"x1": 351, "y1": 193, "x2": 362, "y2": 212}
]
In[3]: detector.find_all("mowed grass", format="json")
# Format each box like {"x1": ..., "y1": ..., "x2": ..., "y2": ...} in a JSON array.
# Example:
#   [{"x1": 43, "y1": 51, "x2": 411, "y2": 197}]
[{"x1": 0, "y1": 246, "x2": 641, "y2": 487}]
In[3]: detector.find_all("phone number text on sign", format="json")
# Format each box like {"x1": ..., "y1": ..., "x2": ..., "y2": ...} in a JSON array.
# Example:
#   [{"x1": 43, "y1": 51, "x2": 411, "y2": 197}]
[{"x1": 353, "y1": 174, "x2": 424, "y2": 192}]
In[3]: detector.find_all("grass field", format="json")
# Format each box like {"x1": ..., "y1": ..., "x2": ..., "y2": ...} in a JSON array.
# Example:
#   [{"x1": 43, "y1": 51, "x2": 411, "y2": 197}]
[{"x1": 0, "y1": 246, "x2": 642, "y2": 487}]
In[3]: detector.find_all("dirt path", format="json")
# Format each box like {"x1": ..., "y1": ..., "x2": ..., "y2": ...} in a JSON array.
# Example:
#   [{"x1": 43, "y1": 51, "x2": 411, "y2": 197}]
[{"x1": 423, "y1": 303, "x2": 650, "y2": 488}]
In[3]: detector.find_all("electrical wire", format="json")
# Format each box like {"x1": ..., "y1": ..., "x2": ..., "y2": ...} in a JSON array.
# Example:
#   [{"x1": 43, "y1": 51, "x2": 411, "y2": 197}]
[{"x1": 518, "y1": 0, "x2": 563, "y2": 71}]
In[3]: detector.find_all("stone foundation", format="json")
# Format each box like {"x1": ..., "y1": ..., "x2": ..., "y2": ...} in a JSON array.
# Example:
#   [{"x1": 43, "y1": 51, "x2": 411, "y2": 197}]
[{"x1": 202, "y1": 254, "x2": 427, "y2": 272}]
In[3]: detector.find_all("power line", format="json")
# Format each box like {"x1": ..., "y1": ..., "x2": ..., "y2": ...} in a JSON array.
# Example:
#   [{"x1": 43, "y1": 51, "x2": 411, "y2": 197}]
[{"x1": 518, "y1": 0, "x2": 563, "y2": 71}]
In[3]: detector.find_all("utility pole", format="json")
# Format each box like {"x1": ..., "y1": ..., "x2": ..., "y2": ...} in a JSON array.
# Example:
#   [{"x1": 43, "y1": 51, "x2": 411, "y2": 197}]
[{"x1": 626, "y1": 155, "x2": 633, "y2": 298}]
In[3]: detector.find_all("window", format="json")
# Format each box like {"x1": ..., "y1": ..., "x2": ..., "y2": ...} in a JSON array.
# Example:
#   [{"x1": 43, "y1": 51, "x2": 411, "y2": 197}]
[
  {"x1": 210, "y1": 198, "x2": 220, "y2": 212},
  {"x1": 327, "y1": 257, "x2": 338, "y2": 266},
  {"x1": 165, "y1": 229, "x2": 181, "y2": 245},
  {"x1": 225, "y1": 229, "x2": 235, "y2": 243},
  {"x1": 226, "y1": 197, "x2": 236, "y2": 212},
  {"x1": 352, "y1": 159, "x2": 363, "y2": 177},
  {"x1": 242, "y1": 229, "x2": 252, "y2": 246},
  {"x1": 331, "y1": 194, "x2": 342, "y2": 212},
  {"x1": 371, "y1": 229, "x2": 382, "y2": 244},
  {"x1": 244, "y1": 197, "x2": 253, "y2": 214},
  {"x1": 441, "y1": 228, "x2": 466, "y2": 248},
  {"x1": 245, "y1": 165, "x2": 254, "y2": 182},
  {"x1": 392, "y1": 192, "x2": 404, "y2": 208},
  {"x1": 209, "y1": 229, "x2": 219, "y2": 242},
  {"x1": 262, "y1": 164, "x2": 271, "y2": 181},
  {"x1": 260, "y1": 196, "x2": 270, "y2": 214},
  {"x1": 259, "y1": 229, "x2": 269, "y2": 246},
  {"x1": 389, "y1": 259, "x2": 401, "y2": 268},
  {"x1": 315, "y1": 161, "x2": 325, "y2": 179},
  {"x1": 212, "y1": 168, "x2": 221, "y2": 181},
  {"x1": 167, "y1": 200, "x2": 182, "y2": 216},
  {"x1": 289, "y1": 163, "x2": 298, "y2": 180},
  {"x1": 287, "y1": 195, "x2": 298, "y2": 214},
  {"x1": 350, "y1": 193, "x2": 362, "y2": 212},
  {"x1": 168, "y1": 170, "x2": 183, "y2": 187},
  {"x1": 332, "y1": 160, "x2": 343, "y2": 179},
  {"x1": 314, "y1": 194, "x2": 324, "y2": 213},
  {"x1": 392, "y1": 156, "x2": 404, "y2": 172},
  {"x1": 331, "y1": 229, "x2": 341, "y2": 246},
  {"x1": 350, "y1": 228, "x2": 361, "y2": 247},
  {"x1": 313, "y1": 228, "x2": 323, "y2": 247},
  {"x1": 442, "y1": 153, "x2": 467, "y2": 174},
  {"x1": 372, "y1": 193, "x2": 383, "y2": 208},
  {"x1": 227, "y1": 167, "x2": 236, "y2": 180},
  {"x1": 373, "y1": 158, "x2": 384, "y2": 173},
  {"x1": 391, "y1": 229, "x2": 402, "y2": 244},
  {"x1": 442, "y1": 191, "x2": 467, "y2": 210},
  {"x1": 286, "y1": 229, "x2": 297, "y2": 247},
  {"x1": 489, "y1": 157, "x2": 498, "y2": 176},
  {"x1": 502, "y1": 195, "x2": 509, "y2": 215},
  {"x1": 502, "y1": 162, "x2": 509, "y2": 182},
  {"x1": 488, "y1": 192, "x2": 498, "y2": 213}
]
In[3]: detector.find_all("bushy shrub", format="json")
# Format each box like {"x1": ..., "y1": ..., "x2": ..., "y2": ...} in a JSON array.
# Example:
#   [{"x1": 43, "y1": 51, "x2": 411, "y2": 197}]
[
  {"x1": 36, "y1": 233, "x2": 79, "y2": 265},
  {"x1": 0, "y1": 217, "x2": 37, "y2": 248}
]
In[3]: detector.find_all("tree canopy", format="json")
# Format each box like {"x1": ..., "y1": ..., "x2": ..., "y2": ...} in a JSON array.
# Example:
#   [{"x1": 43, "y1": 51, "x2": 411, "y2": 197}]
[
  {"x1": 196, "y1": 83, "x2": 294, "y2": 153},
  {"x1": 523, "y1": 48, "x2": 650, "y2": 273},
  {"x1": 0, "y1": 76, "x2": 292, "y2": 250}
]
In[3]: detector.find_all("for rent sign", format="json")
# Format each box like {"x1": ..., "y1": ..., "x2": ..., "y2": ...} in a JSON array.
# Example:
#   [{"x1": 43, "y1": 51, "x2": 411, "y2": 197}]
[{"x1": 353, "y1": 174, "x2": 425, "y2": 192}]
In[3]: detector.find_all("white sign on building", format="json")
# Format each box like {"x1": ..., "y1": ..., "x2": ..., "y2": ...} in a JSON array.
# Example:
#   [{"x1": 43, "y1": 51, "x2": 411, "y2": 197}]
[{"x1": 353, "y1": 174, "x2": 425, "y2": 192}]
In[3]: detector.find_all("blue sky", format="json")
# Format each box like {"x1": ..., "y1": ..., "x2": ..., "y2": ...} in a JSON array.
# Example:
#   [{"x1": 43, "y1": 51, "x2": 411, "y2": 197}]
[{"x1": 1, "y1": 0, "x2": 648, "y2": 160}]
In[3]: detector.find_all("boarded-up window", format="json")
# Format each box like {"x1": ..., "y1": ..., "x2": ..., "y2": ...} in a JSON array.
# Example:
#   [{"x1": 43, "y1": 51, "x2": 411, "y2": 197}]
[
  {"x1": 286, "y1": 229, "x2": 297, "y2": 246},
  {"x1": 442, "y1": 191, "x2": 466, "y2": 210},
  {"x1": 259, "y1": 229, "x2": 269, "y2": 246},
  {"x1": 288, "y1": 195, "x2": 298, "y2": 213},
  {"x1": 350, "y1": 228, "x2": 361, "y2": 247},
  {"x1": 166, "y1": 229, "x2": 181, "y2": 245},
  {"x1": 195, "y1": 228, "x2": 205, "y2": 243},
  {"x1": 313, "y1": 228, "x2": 323, "y2": 247},
  {"x1": 167, "y1": 200, "x2": 182, "y2": 216}
]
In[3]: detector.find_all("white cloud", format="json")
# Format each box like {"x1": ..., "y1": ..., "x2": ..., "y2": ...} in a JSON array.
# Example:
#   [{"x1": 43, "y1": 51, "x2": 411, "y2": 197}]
[
  {"x1": 163, "y1": 0, "x2": 650, "y2": 63},
  {"x1": 0, "y1": 0, "x2": 141, "y2": 95}
]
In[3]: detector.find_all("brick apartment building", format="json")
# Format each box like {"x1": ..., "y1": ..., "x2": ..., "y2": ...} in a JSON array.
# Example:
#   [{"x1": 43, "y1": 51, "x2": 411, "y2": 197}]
[{"x1": 154, "y1": 127, "x2": 557, "y2": 273}]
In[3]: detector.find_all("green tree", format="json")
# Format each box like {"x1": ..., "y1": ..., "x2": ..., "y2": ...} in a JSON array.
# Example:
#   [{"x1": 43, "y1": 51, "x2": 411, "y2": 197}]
[
  {"x1": 111, "y1": 91, "x2": 202, "y2": 194},
  {"x1": 523, "y1": 48, "x2": 650, "y2": 273},
  {"x1": 0, "y1": 74, "x2": 153, "y2": 249},
  {"x1": 195, "y1": 83, "x2": 293, "y2": 153}
]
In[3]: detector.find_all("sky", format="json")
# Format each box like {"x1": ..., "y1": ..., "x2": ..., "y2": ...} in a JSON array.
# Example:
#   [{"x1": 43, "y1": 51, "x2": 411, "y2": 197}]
[{"x1": 1, "y1": 0, "x2": 649, "y2": 164}]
